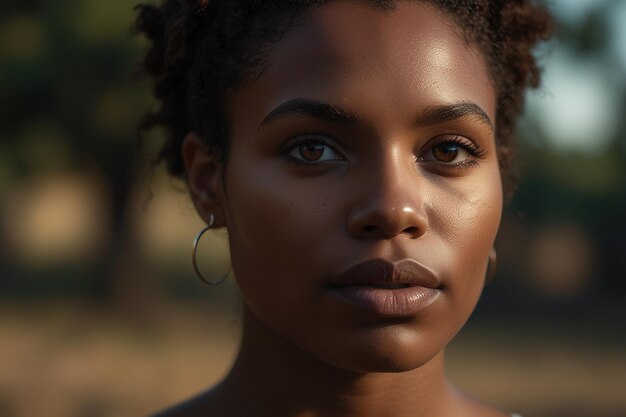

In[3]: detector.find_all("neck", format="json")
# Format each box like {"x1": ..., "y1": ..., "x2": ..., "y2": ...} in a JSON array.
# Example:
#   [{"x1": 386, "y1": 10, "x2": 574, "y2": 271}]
[{"x1": 214, "y1": 305, "x2": 460, "y2": 417}]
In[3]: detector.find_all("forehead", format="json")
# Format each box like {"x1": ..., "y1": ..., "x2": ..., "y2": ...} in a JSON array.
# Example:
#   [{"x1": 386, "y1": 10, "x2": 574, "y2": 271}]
[{"x1": 231, "y1": 1, "x2": 495, "y2": 129}]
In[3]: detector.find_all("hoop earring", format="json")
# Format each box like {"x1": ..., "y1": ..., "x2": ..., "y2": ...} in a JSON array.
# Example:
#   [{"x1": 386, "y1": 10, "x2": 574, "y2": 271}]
[
  {"x1": 485, "y1": 247, "x2": 497, "y2": 283},
  {"x1": 192, "y1": 213, "x2": 230, "y2": 285}
]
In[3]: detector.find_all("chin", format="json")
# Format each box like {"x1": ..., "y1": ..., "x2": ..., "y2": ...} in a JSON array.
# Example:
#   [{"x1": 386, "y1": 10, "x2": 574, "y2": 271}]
[{"x1": 310, "y1": 325, "x2": 445, "y2": 373}]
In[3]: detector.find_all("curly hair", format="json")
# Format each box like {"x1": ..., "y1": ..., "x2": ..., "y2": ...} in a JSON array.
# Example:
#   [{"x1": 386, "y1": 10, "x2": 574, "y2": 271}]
[{"x1": 134, "y1": 0, "x2": 552, "y2": 195}]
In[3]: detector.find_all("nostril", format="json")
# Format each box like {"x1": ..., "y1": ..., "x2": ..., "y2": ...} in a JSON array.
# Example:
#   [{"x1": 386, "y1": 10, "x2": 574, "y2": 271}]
[
  {"x1": 361, "y1": 225, "x2": 419, "y2": 235},
  {"x1": 349, "y1": 205, "x2": 429, "y2": 239}
]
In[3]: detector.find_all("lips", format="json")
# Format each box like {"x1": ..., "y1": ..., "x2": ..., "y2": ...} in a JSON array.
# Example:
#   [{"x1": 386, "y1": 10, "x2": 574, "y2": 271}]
[{"x1": 329, "y1": 259, "x2": 442, "y2": 317}]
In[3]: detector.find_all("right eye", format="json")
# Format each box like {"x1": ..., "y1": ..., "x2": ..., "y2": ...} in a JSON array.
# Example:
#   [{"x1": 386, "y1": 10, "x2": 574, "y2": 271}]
[{"x1": 286, "y1": 138, "x2": 343, "y2": 164}]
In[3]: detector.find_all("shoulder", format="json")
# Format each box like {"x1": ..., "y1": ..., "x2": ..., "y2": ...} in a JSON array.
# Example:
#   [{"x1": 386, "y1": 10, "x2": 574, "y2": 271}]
[
  {"x1": 450, "y1": 388, "x2": 512, "y2": 417},
  {"x1": 151, "y1": 402, "x2": 204, "y2": 417},
  {"x1": 151, "y1": 390, "x2": 221, "y2": 417}
]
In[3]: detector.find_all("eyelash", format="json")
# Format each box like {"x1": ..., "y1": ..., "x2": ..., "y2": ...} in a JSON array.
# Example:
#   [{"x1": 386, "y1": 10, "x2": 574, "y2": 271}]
[
  {"x1": 282, "y1": 134, "x2": 486, "y2": 169},
  {"x1": 422, "y1": 134, "x2": 486, "y2": 169},
  {"x1": 282, "y1": 135, "x2": 345, "y2": 167}
]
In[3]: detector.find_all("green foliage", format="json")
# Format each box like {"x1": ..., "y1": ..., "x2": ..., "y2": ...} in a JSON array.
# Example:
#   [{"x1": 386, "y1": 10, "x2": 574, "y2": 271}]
[{"x1": 0, "y1": 0, "x2": 151, "y2": 180}]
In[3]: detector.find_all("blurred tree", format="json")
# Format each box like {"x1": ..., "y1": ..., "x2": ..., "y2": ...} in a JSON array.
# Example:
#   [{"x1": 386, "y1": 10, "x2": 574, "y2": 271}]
[
  {"x1": 0, "y1": 0, "x2": 160, "y2": 308},
  {"x1": 516, "y1": 0, "x2": 626, "y2": 302}
]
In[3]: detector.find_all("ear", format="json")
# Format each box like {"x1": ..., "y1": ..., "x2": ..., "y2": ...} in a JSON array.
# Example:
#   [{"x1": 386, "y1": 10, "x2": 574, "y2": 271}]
[{"x1": 182, "y1": 133, "x2": 227, "y2": 228}]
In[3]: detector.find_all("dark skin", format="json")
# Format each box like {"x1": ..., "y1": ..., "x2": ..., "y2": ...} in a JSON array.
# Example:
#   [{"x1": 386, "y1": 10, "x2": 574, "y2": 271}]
[{"x1": 162, "y1": 2, "x2": 506, "y2": 417}]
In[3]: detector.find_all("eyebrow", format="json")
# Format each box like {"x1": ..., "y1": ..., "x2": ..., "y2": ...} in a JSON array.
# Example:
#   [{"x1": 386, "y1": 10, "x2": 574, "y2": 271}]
[
  {"x1": 417, "y1": 102, "x2": 493, "y2": 131},
  {"x1": 259, "y1": 99, "x2": 359, "y2": 128},
  {"x1": 259, "y1": 98, "x2": 493, "y2": 131}
]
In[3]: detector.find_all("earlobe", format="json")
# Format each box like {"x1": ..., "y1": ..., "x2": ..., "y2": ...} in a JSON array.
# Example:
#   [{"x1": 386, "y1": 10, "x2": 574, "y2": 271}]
[{"x1": 182, "y1": 133, "x2": 227, "y2": 228}]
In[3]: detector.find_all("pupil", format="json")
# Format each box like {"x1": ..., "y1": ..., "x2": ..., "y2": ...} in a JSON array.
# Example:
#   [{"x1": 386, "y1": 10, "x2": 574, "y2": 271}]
[
  {"x1": 433, "y1": 143, "x2": 459, "y2": 163},
  {"x1": 300, "y1": 144, "x2": 324, "y2": 161}
]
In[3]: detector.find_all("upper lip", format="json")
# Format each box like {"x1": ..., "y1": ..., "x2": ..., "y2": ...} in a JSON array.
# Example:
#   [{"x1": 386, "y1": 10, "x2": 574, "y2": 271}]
[{"x1": 330, "y1": 259, "x2": 441, "y2": 289}]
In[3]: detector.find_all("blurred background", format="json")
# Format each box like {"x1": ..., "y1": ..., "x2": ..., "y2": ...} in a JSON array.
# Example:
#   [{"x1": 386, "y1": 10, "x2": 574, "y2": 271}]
[{"x1": 0, "y1": 0, "x2": 625, "y2": 416}]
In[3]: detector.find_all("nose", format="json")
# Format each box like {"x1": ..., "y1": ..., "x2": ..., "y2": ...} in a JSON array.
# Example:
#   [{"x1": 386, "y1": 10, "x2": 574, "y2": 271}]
[{"x1": 346, "y1": 154, "x2": 429, "y2": 240}]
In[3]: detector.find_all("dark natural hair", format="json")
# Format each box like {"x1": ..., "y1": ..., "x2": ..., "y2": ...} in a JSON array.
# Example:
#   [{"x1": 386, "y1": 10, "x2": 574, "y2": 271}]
[{"x1": 134, "y1": 0, "x2": 552, "y2": 195}]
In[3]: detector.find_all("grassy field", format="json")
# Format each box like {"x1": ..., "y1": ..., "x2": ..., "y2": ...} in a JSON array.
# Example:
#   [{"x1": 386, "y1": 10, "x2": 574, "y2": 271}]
[{"x1": 0, "y1": 300, "x2": 624, "y2": 417}]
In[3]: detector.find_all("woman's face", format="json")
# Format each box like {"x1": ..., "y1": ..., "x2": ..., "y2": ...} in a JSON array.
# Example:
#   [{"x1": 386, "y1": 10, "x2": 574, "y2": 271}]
[{"x1": 219, "y1": 1, "x2": 501, "y2": 372}]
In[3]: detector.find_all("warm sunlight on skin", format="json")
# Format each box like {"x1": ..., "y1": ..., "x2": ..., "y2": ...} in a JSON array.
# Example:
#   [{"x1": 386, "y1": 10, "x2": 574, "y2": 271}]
[{"x1": 179, "y1": 3, "x2": 505, "y2": 417}]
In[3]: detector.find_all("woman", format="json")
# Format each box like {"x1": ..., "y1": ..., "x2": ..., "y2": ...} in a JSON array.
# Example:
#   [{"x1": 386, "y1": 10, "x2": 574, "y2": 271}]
[{"x1": 135, "y1": 1, "x2": 552, "y2": 416}]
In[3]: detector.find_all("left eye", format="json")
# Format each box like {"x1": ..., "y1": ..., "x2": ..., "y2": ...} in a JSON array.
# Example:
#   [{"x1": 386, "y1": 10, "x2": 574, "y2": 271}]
[
  {"x1": 423, "y1": 141, "x2": 472, "y2": 164},
  {"x1": 289, "y1": 142, "x2": 342, "y2": 163}
]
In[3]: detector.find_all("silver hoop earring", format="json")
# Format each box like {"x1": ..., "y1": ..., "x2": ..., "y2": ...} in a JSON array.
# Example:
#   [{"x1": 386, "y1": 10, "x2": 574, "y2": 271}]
[
  {"x1": 485, "y1": 247, "x2": 497, "y2": 283},
  {"x1": 192, "y1": 213, "x2": 230, "y2": 285}
]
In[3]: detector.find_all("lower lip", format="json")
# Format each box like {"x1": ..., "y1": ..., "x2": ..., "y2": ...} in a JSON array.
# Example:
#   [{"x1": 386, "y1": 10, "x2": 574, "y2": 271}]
[{"x1": 331, "y1": 285, "x2": 440, "y2": 317}]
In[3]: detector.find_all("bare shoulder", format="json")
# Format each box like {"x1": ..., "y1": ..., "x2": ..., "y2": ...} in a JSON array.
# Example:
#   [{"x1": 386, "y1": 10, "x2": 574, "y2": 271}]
[
  {"x1": 463, "y1": 400, "x2": 512, "y2": 417},
  {"x1": 151, "y1": 401, "x2": 206, "y2": 417},
  {"x1": 450, "y1": 388, "x2": 512, "y2": 417},
  {"x1": 151, "y1": 390, "x2": 220, "y2": 417}
]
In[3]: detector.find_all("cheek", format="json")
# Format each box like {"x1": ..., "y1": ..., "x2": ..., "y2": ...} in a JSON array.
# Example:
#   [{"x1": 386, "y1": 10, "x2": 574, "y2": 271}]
[
  {"x1": 428, "y1": 166, "x2": 503, "y2": 315},
  {"x1": 222, "y1": 157, "x2": 335, "y2": 323}
]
